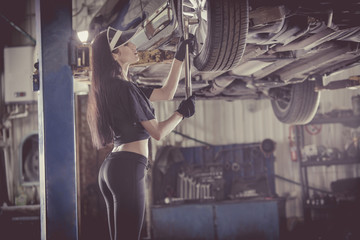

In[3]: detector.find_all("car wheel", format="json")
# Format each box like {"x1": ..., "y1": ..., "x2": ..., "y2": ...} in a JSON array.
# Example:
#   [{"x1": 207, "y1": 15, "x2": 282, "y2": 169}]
[
  {"x1": 0, "y1": 149, "x2": 9, "y2": 205},
  {"x1": 24, "y1": 149, "x2": 39, "y2": 182},
  {"x1": 270, "y1": 80, "x2": 321, "y2": 124},
  {"x1": 178, "y1": 0, "x2": 249, "y2": 71},
  {"x1": 22, "y1": 134, "x2": 39, "y2": 182}
]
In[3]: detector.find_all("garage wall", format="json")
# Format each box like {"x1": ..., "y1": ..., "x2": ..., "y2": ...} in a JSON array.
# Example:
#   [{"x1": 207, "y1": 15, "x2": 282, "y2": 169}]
[
  {"x1": 320, "y1": 64, "x2": 360, "y2": 113},
  {"x1": 151, "y1": 85, "x2": 360, "y2": 219},
  {"x1": 5, "y1": 103, "x2": 38, "y2": 204},
  {"x1": 6, "y1": 0, "x2": 36, "y2": 47},
  {"x1": 316, "y1": 65, "x2": 360, "y2": 162},
  {"x1": 152, "y1": 98, "x2": 303, "y2": 218},
  {"x1": 153, "y1": 99, "x2": 286, "y2": 146}
]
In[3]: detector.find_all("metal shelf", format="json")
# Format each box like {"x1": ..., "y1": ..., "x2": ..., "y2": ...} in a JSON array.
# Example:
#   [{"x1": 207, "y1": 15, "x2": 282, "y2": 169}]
[
  {"x1": 298, "y1": 116, "x2": 360, "y2": 223},
  {"x1": 304, "y1": 204, "x2": 337, "y2": 210},
  {"x1": 301, "y1": 159, "x2": 360, "y2": 167},
  {"x1": 308, "y1": 111, "x2": 360, "y2": 128}
]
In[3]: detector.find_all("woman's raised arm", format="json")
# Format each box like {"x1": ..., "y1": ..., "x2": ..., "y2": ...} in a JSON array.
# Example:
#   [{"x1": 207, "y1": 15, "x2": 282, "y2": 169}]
[{"x1": 149, "y1": 59, "x2": 183, "y2": 101}]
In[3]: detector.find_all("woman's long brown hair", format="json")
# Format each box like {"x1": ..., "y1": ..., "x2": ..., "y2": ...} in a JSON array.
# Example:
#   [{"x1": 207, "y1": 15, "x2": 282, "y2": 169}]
[{"x1": 87, "y1": 31, "x2": 121, "y2": 149}]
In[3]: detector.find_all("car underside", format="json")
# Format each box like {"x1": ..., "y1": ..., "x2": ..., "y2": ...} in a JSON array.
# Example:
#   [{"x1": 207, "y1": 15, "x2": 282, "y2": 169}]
[{"x1": 87, "y1": 0, "x2": 360, "y2": 124}]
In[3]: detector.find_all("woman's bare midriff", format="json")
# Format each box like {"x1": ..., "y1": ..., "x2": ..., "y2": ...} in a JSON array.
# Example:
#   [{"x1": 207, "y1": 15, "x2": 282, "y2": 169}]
[{"x1": 112, "y1": 139, "x2": 149, "y2": 158}]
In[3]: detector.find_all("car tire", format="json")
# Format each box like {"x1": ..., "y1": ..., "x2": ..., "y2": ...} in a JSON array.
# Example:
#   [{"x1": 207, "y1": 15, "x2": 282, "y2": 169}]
[
  {"x1": 178, "y1": 0, "x2": 249, "y2": 71},
  {"x1": 24, "y1": 149, "x2": 39, "y2": 182},
  {"x1": 21, "y1": 134, "x2": 39, "y2": 182},
  {"x1": 271, "y1": 80, "x2": 321, "y2": 124},
  {"x1": 0, "y1": 149, "x2": 9, "y2": 205}
]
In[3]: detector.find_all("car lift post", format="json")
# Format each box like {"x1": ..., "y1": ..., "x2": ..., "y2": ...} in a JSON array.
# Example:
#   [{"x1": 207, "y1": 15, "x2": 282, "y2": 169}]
[{"x1": 35, "y1": 0, "x2": 78, "y2": 239}]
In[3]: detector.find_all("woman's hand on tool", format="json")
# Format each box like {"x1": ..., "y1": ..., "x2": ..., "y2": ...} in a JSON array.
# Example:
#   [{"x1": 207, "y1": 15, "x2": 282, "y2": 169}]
[
  {"x1": 176, "y1": 95, "x2": 196, "y2": 118},
  {"x1": 141, "y1": 96, "x2": 195, "y2": 140},
  {"x1": 174, "y1": 34, "x2": 195, "y2": 61}
]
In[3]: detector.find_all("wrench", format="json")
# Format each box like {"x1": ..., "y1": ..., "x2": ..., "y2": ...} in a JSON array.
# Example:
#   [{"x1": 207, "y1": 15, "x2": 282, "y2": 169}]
[{"x1": 183, "y1": 17, "x2": 192, "y2": 99}]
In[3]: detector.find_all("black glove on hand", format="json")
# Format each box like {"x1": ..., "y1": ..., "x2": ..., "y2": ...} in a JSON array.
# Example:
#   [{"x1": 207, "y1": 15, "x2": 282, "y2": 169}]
[
  {"x1": 174, "y1": 34, "x2": 195, "y2": 61},
  {"x1": 176, "y1": 95, "x2": 196, "y2": 119}
]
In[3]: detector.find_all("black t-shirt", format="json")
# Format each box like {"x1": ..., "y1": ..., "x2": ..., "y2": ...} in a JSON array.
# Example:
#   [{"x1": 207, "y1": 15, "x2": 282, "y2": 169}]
[{"x1": 106, "y1": 77, "x2": 155, "y2": 146}]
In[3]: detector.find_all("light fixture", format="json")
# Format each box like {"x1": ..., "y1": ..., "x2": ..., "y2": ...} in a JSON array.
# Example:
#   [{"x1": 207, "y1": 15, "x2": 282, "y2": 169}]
[{"x1": 77, "y1": 30, "x2": 89, "y2": 43}]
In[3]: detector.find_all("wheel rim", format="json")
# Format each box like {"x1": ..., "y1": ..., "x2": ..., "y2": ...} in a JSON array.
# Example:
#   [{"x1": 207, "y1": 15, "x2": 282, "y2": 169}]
[
  {"x1": 24, "y1": 150, "x2": 39, "y2": 181},
  {"x1": 273, "y1": 85, "x2": 292, "y2": 113},
  {"x1": 181, "y1": 0, "x2": 208, "y2": 56},
  {"x1": 276, "y1": 99, "x2": 290, "y2": 112}
]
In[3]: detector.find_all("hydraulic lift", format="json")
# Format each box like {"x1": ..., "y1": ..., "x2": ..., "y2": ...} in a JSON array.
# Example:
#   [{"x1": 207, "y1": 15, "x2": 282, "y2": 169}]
[{"x1": 35, "y1": 0, "x2": 78, "y2": 239}]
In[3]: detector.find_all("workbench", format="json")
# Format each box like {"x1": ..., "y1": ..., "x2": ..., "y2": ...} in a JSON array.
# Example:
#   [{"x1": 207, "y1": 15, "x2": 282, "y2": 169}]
[{"x1": 151, "y1": 198, "x2": 285, "y2": 240}]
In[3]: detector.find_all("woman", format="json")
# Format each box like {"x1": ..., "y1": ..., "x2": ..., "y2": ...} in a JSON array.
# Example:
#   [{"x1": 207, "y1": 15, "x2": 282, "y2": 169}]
[{"x1": 87, "y1": 27, "x2": 195, "y2": 240}]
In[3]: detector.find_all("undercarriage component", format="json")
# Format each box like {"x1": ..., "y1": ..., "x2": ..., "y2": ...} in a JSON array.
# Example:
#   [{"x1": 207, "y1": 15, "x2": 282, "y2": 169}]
[
  {"x1": 249, "y1": 6, "x2": 286, "y2": 28},
  {"x1": 273, "y1": 28, "x2": 336, "y2": 52},
  {"x1": 315, "y1": 76, "x2": 360, "y2": 91},
  {"x1": 134, "y1": 49, "x2": 175, "y2": 66},
  {"x1": 273, "y1": 42, "x2": 359, "y2": 83},
  {"x1": 195, "y1": 75, "x2": 236, "y2": 96}
]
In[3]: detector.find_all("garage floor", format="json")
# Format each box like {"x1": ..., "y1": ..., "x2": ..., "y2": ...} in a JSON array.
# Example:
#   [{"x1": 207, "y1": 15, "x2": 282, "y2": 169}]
[{"x1": 1, "y1": 206, "x2": 359, "y2": 240}]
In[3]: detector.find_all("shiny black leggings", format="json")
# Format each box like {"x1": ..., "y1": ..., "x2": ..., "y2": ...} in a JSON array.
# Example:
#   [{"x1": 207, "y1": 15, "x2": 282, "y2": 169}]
[{"x1": 98, "y1": 151, "x2": 147, "y2": 240}]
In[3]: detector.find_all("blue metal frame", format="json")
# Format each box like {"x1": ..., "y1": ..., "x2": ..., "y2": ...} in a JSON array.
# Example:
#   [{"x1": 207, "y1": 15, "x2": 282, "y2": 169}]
[
  {"x1": 35, "y1": 0, "x2": 78, "y2": 239},
  {"x1": 152, "y1": 200, "x2": 280, "y2": 240}
]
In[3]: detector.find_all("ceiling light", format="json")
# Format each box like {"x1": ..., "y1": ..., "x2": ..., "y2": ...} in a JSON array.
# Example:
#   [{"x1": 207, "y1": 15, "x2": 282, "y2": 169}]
[{"x1": 77, "y1": 30, "x2": 89, "y2": 43}]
